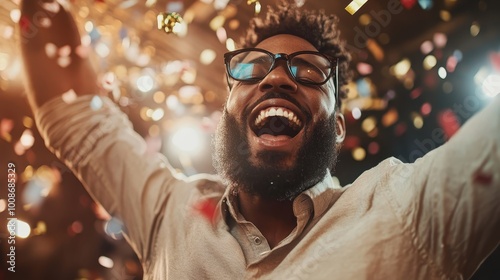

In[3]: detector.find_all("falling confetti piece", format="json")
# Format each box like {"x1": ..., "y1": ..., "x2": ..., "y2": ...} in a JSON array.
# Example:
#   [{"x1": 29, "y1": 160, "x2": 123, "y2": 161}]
[
  {"x1": 19, "y1": 16, "x2": 30, "y2": 33},
  {"x1": 41, "y1": 1, "x2": 61, "y2": 14},
  {"x1": 59, "y1": 45, "x2": 71, "y2": 57},
  {"x1": 294, "y1": 0, "x2": 306, "y2": 7},
  {"x1": 345, "y1": 0, "x2": 368, "y2": 15},
  {"x1": 0, "y1": 118, "x2": 14, "y2": 142},
  {"x1": 32, "y1": 221, "x2": 47, "y2": 235},
  {"x1": 489, "y1": 52, "x2": 500, "y2": 72},
  {"x1": 417, "y1": 0, "x2": 433, "y2": 10},
  {"x1": 104, "y1": 217, "x2": 124, "y2": 240},
  {"x1": 20, "y1": 129, "x2": 35, "y2": 149},
  {"x1": 246, "y1": 0, "x2": 261, "y2": 15},
  {"x1": 45, "y1": 43, "x2": 57, "y2": 58},
  {"x1": 39, "y1": 17, "x2": 52, "y2": 28},
  {"x1": 75, "y1": 45, "x2": 89, "y2": 58},
  {"x1": 194, "y1": 199, "x2": 218, "y2": 222},
  {"x1": 157, "y1": 12, "x2": 184, "y2": 34},
  {"x1": 62, "y1": 89, "x2": 77, "y2": 103},
  {"x1": 474, "y1": 172, "x2": 493, "y2": 185},
  {"x1": 400, "y1": 0, "x2": 417, "y2": 10},
  {"x1": 90, "y1": 96, "x2": 104, "y2": 110},
  {"x1": 437, "y1": 109, "x2": 460, "y2": 140},
  {"x1": 118, "y1": 0, "x2": 138, "y2": 9},
  {"x1": 57, "y1": 56, "x2": 71, "y2": 68}
]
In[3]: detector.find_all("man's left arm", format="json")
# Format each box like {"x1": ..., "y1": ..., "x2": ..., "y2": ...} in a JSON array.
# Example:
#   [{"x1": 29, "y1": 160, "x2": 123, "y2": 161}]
[{"x1": 389, "y1": 95, "x2": 500, "y2": 278}]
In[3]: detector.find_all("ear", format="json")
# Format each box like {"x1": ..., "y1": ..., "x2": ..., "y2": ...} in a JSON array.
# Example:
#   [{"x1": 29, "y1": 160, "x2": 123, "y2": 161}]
[{"x1": 335, "y1": 112, "x2": 346, "y2": 144}]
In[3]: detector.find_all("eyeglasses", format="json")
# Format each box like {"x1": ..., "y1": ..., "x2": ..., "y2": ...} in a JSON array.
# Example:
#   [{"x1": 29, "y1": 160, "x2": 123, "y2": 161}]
[
  {"x1": 224, "y1": 48, "x2": 338, "y2": 84},
  {"x1": 224, "y1": 48, "x2": 339, "y2": 105}
]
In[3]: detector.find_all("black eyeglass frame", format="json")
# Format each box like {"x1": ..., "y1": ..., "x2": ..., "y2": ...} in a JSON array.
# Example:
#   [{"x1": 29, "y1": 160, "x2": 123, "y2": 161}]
[{"x1": 223, "y1": 48, "x2": 340, "y2": 107}]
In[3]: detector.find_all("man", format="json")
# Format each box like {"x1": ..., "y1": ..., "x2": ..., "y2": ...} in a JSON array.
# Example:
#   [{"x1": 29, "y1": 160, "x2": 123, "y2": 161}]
[{"x1": 20, "y1": 1, "x2": 499, "y2": 279}]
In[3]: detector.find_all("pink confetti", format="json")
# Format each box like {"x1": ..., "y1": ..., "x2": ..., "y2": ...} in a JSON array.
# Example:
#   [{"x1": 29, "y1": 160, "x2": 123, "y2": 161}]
[
  {"x1": 474, "y1": 172, "x2": 493, "y2": 185},
  {"x1": 437, "y1": 109, "x2": 460, "y2": 140},
  {"x1": 400, "y1": 0, "x2": 417, "y2": 9},
  {"x1": 19, "y1": 16, "x2": 30, "y2": 34},
  {"x1": 194, "y1": 199, "x2": 217, "y2": 222},
  {"x1": 489, "y1": 52, "x2": 500, "y2": 72}
]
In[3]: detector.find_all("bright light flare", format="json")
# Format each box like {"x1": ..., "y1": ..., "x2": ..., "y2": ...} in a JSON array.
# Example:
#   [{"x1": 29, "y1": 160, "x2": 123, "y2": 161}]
[
  {"x1": 172, "y1": 127, "x2": 203, "y2": 153},
  {"x1": 481, "y1": 74, "x2": 500, "y2": 97},
  {"x1": 7, "y1": 219, "x2": 31, "y2": 238},
  {"x1": 98, "y1": 256, "x2": 114, "y2": 268}
]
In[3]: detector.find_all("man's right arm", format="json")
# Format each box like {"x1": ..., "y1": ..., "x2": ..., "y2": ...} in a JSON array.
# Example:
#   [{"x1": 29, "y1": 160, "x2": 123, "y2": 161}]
[
  {"x1": 20, "y1": 0, "x2": 98, "y2": 109},
  {"x1": 19, "y1": 1, "x2": 191, "y2": 263}
]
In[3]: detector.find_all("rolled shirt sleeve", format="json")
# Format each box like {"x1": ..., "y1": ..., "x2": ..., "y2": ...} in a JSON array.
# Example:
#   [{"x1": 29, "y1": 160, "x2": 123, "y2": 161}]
[
  {"x1": 34, "y1": 95, "x2": 183, "y2": 262},
  {"x1": 386, "y1": 95, "x2": 500, "y2": 278}
]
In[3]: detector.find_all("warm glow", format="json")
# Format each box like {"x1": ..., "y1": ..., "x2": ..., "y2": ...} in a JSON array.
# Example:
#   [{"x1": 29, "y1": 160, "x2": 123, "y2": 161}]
[{"x1": 172, "y1": 127, "x2": 203, "y2": 153}]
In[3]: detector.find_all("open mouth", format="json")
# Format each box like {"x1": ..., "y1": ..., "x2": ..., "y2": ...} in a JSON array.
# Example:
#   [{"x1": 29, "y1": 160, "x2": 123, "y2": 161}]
[{"x1": 250, "y1": 106, "x2": 304, "y2": 139}]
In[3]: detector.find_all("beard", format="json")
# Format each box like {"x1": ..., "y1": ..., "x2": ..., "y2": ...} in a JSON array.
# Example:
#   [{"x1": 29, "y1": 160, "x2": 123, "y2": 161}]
[{"x1": 212, "y1": 106, "x2": 340, "y2": 201}]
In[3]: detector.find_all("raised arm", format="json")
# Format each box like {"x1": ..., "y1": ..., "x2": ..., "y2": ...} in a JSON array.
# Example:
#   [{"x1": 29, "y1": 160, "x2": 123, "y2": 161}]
[
  {"x1": 18, "y1": 1, "x2": 195, "y2": 262},
  {"x1": 20, "y1": 0, "x2": 98, "y2": 109},
  {"x1": 388, "y1": 95, "x2": 500, "y2": 278}
]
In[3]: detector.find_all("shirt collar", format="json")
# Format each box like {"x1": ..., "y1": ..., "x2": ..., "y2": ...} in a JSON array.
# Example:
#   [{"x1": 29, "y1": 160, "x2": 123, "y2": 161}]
[
  {"x1": 218, "y1": 171, "x2": 342, "y2": 226},
  {"x1": 298, "y1": 172, "x2": 343, "y2": 219}
]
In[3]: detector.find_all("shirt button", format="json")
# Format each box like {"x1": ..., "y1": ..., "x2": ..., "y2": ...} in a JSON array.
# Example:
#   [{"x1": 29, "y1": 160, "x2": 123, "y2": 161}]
[{"x1": 253, "y1": 236, "x2": 262, "y2": 245}]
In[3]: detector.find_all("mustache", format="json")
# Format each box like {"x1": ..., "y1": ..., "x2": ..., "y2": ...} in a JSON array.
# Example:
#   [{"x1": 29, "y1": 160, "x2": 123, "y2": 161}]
[{"x1": 243, "y1": 92, "x2": 312, "y2": 124}]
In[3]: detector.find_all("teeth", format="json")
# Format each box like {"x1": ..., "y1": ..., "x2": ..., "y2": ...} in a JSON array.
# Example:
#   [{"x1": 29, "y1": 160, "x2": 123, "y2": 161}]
[
  {"x1": 254, "y1": 107, "x2": 302, "y2": 128},
  {"x1": 276, "y1": 108, "x2": 284, "y2": 117},
  {"x1": 269, "y1": 108, "x2": 276, "y2": 116}
]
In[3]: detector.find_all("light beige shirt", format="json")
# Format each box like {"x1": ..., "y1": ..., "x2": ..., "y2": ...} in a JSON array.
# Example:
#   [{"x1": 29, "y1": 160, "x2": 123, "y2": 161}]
[{"x1": 35, "y1": 95, "x2": 500, "y2": 280}]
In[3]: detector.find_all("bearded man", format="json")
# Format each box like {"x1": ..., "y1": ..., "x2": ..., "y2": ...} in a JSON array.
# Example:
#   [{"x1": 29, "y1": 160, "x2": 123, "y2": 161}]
[{"x1": 20, "y1": 1, "x2": 499, "y2": 279}]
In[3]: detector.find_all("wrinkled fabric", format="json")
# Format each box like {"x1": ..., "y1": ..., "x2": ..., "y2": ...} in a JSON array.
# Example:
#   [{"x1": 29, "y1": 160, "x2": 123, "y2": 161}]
[{"x1": 34, "y1": 95, "x2": 500, "y2": 280}]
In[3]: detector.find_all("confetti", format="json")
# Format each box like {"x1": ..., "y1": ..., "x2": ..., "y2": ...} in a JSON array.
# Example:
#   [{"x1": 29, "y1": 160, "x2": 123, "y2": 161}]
[
  {"x1": 39, "y1": 17, "x2": 52, "y2": 28},
  {"x1": 489, "y1": 52, "x2": 500, "y2": 72},
  {"x1": 0, "y1": 118, "x2": 14, "y2": 142},
  {"x1": 75, "y1": 45, "x2": 90, "y2": 58},
  {"x1": 19, "y1": 16, "x2": 30, "y2": 33},
  {"x1": 437, "y1": 109, "x2": 460, "y2": 140},
  {"x1": 90, "y1": 95, "x2": 103, "y2": 110},
  {"x1": 417, "y1": 0, "x2": 433, "y2": 10},
  {"x1": 104, "y1": 217, "x2": 124, "y2": 240},
  {"x1": 58, "y1": 45, "x2": 71, "y2": 57},
  {"x1": 157, "y1": 12, "x2": 184, "y2": 34},
  {"x1": 194, "y1": 199, "x2": 218, "y2": 222},
  {"x1": 247, "y1": 0, "x2": 261, "y2": 15},
  {"x1": 345, "y1": 0, "x2": 368, "y2": 15},
  {"x1": 62, "y1": 89, "x2": 77, "y2": 103},
  {"x1": 400, "y1": 0, "x2": 417, "y2": 10},
  {"x1": 294, "y1": 0, "x2": 306, "y2": 7},
  {"x1": 57, "y1": 56, "x2": 71, "y2": 68},
  {"x1": 45, "y1": 43, "x2": 57, "y2": 58},
  {"x1": 41, "y1": 1, "x2": 61, "y2": 14}
]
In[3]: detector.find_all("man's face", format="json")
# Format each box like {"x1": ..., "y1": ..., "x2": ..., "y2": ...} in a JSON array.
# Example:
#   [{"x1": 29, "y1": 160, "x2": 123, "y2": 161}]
[{"x1": 213, "y1": 34, "x2": 344, "y2": 200}]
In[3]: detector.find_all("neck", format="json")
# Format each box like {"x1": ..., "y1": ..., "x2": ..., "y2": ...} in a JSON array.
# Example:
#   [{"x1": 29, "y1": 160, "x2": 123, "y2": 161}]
[{"x1": 237, "y1": 191, "x2": 297, "y2": 248}]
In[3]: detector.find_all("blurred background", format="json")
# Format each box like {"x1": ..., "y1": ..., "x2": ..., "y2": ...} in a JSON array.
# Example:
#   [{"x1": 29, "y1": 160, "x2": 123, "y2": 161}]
[{"x1": 1, "y1": 0, "x2": 499, "y2": 279}]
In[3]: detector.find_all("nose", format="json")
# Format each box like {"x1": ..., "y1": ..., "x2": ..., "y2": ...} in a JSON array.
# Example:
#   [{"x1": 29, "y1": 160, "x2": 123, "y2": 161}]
[{"x1": 258, "y1": 62, "x2": 298, "y2": 93}]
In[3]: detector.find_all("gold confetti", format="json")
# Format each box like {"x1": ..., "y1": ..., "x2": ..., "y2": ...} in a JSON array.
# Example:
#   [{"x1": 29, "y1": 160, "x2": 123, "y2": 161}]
[
  {"x1": 157, "y1": 12, "x2": 184, "y2": 34},
  {"x1": 345, "y1": 0, "x2": 368, "y2": 15},
  {"x1": 247, "y1": 0, "x2": 261, "y2": 15}
]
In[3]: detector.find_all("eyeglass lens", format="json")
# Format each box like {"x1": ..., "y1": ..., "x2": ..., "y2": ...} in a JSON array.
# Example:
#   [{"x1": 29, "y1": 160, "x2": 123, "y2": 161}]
[{"x1": 229, "y1": 50, "x2": 332, "y2": 84}]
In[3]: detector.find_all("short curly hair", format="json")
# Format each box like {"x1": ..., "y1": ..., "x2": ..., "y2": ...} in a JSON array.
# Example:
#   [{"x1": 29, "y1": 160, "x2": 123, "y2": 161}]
[{"x1": 241, "y1": 1, "x2": 352, "y2": 107}]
